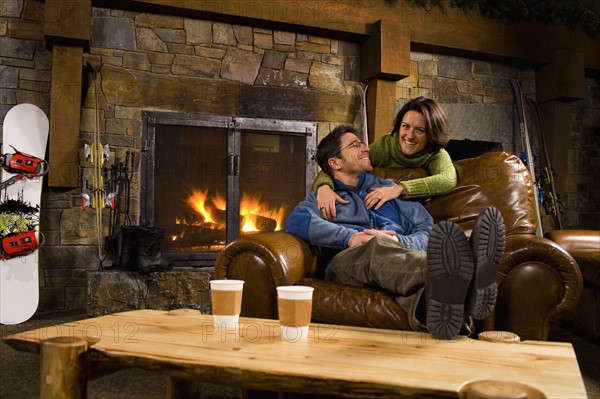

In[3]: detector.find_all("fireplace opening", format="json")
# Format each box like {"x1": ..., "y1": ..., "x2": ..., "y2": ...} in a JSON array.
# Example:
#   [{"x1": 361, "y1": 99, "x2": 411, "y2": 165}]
[{"x1": 141, "y1": 112, "x2": 317, "y2": 266}]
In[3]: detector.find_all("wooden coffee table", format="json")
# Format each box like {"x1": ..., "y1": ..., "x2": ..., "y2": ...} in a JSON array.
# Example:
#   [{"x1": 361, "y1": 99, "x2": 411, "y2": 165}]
[{"x1": 3, "y1": 309, "x2": 587, "y2": 398}]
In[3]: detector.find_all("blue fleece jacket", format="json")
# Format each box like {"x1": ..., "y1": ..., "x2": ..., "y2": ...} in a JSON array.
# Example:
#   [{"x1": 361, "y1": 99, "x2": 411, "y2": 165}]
[{"x1": 285, "y1": 171, "x2": 433, "y2": 255}]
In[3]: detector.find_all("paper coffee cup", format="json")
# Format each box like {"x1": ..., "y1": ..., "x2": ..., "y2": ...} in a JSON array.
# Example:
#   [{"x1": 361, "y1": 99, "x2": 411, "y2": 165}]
[
  {"x1": 277, "y1": 286, "x2": 314, "y2": 342},
  {"x1": 210, "y1": 279, "x2": 244, "y2": 330}
]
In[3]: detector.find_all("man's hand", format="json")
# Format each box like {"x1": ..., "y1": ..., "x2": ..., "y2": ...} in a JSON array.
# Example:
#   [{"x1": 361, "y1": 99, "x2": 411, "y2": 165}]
[{"x1": 348, "y1": 229, "x2": 399, "y2": 247}]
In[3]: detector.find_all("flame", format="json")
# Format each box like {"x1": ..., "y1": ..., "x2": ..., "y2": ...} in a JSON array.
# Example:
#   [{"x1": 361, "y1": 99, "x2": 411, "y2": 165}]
[
  {"x1": 212, "y1": 193, "x2": 226, "y2": 210},
  {"x1": 271, "y1": 207, "x2": 286, "y2": 230},
  {"x1": 186, "y1": 189, "x2": 214, "y2": 223},
  {"x1": 239, "y1": 193, "x2": 286, "y2": 232},
  {"x1": 180, "y1": 189, "x2": 286, "y2": 234},
  {"x1": 240, "y1": 194, "x2": 263, "y2": 232},
  {"x1": 241, "y1": 216, "x2": 258, "y2": 232}
]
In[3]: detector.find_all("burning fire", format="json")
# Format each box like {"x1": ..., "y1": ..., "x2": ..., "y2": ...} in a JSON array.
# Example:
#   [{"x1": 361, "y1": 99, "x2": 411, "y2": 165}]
[
  {"x1": 178, "y1": 189, "x2": 287, "y2": 234},
  {"x1": 239, "y1": 193, "x2": 286, "y2": 232},
  {"x1": 186, "y1": 189, "x2": 215, "y2": 223}
]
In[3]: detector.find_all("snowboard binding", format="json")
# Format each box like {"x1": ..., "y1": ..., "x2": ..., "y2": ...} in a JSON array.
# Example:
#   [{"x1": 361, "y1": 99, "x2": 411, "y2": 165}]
[
  {"x1": 0, "y1": 146, "x2": 49, "y2": 193},
  {"x1": 1, "y1": 145, "x2": 49, "y2": 177},
  {"x1": 0, "y1": 230, "x2": 44, "y2": 261},
  {"x1": 0, "y1": 198, "x2": 43, "y2": 260}
]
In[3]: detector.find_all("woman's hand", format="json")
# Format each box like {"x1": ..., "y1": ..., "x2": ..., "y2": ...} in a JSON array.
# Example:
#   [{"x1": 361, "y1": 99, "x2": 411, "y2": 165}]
[
  {"x1": 365, "y1": 184, "x2": 406, "y2": 209},
  {"x1": 317, "y1": 185, "x2": 349, "y2": 220}
]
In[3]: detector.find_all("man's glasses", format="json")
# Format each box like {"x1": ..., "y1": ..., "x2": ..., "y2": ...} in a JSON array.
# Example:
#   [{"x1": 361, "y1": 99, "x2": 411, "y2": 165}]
[{"x1": 332, "y1": 140, "x2": 367, "y2": 157}]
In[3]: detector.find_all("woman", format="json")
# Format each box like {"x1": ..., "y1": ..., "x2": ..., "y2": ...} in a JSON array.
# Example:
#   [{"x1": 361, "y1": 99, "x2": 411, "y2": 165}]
[{"x1": 316, "y1": 96, "x2": 457, "y2": 220}]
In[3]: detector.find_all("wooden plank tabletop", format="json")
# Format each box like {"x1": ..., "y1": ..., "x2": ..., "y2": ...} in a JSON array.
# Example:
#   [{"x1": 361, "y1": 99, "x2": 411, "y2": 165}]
[{"x1": 3, "y1": 309, "x2": 587, "y2": 398}]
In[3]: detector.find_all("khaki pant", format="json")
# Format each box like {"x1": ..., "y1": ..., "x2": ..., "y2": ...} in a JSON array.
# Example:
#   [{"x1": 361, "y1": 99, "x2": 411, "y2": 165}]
[{"x1": 325, "y1": 235, "x2": 428, "y2": 331}]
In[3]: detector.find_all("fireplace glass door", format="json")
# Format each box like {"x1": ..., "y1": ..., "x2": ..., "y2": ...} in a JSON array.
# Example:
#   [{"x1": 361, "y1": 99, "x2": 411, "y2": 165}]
[{"x1": 141, "y1": 113, "x2": 317, "y2": 266}]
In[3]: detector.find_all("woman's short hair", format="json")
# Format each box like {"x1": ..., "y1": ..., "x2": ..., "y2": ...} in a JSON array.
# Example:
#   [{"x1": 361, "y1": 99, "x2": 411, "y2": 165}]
[{"x1": 392, "y1": 97, "x2": 450, "y2": 152}]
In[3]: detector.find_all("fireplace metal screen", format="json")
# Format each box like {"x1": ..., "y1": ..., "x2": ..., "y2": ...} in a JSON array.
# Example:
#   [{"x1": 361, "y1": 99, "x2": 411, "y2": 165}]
[{"x1": 141, "y1": 112, "x2": 317, "y2": 266}]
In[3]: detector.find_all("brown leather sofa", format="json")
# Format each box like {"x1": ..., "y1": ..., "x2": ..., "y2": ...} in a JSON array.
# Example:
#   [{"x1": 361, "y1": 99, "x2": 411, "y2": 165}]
[
  {"x1": 544, "y1": 229, "x2": 599, "y2": 342},
  {"x1": 215, "y1": 152, "x2": 583, "y2": 341}
]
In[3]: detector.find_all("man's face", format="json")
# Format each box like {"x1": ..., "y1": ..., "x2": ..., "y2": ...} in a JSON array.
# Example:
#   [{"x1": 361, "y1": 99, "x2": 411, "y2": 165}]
[{"x1": 333, "y1": 133, "x2": 372, "y2": 174}]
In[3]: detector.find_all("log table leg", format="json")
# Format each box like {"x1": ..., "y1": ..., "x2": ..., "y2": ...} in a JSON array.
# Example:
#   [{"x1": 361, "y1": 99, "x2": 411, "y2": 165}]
[
  {"x1": 478, "y1": 331, "x2": 521, "y2": 343},
  {"x1": 460, "y1": 331, "x2": 547, "y2": 399},
  {"x1": 166, "y1": 309, "x2": 203, "y2": 399},
  {"x1": 40, "y1": 337, "x2": 88, "y2": 399},
  {"x1": 167, "y1": 377, "x2": 202, "y2": 399}
]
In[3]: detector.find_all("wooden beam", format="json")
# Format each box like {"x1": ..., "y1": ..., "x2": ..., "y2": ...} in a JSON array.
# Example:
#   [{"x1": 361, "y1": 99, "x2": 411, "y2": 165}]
[
  {"x1": 100, "y1": 65, "x2": 354, "y2": 123},
  {"x1": 536, "y1": 50, "x2": 586, "y2": 103},
  {"x1": 535, "y1": 49, "x2": 586, "y2": 198},
  {"x1": 45, "y1": 0, "x2": 91, "y2": 48},
  {"x1": 365, "y1": 79, "x2": 396, "y2": 142},
  {"x1": 360, "y1": 19, "x2": 410, "y2": 82},
  {"x1": 48, "y1": 45, "x2": 83, "y2": 188}
]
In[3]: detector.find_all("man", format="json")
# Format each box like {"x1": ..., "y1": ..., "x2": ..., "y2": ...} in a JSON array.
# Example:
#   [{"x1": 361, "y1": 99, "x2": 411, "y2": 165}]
[{"x1": 285, "y1": 124, "x2": 505, "y2": 340}]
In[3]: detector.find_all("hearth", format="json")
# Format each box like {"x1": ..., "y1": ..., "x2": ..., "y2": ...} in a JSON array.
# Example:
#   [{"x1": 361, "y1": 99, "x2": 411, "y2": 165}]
[{"x1": 141, "y1": 112, "x2": 317, "y2": 266}]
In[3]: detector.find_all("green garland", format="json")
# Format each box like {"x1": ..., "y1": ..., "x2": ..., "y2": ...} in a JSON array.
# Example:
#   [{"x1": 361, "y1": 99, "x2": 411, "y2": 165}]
[{"x1": 389, "y1": 0, "x2": 599, "y2": 36}]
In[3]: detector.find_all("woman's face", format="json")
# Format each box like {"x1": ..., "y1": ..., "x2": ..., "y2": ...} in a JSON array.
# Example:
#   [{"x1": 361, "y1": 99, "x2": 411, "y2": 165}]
[{"x1": 398, "y1": 110, "x2": 428, "y2": 156}]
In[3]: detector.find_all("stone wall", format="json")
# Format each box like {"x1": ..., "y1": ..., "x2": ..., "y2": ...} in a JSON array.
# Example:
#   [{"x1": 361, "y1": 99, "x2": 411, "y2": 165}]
[
  {"x1": 566, "y1": 79, "x2": 600, "y2": 229},
  {"x1": 1, "y1": 0, "x2": 598, "y2": 314},
  {"x1": 87, "y1": 268, "x2": 213, "y2": 316},
  {"x1": 396, "y1": 52, "x2": 533, "y2": 155}
]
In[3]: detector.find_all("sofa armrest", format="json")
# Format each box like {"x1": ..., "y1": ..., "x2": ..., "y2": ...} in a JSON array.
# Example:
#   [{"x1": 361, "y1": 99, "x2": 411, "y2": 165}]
[
  {"x1": 544, "y1": 228, "x2": 600, "y2": 290},
  {"x1": 544, "y1": 229, "x2": 600, "y2": 255},
  {"x1": 488, "y1": 234, "x2": 583, "y2": 341},
  {"x1": 215, "y1": 232, "x2": 318, "y2": 319}
]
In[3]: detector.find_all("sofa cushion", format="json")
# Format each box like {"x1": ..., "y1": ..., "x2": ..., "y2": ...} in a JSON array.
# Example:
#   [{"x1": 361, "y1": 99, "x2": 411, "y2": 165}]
[
  {"x1": 374, "y1": 152, "x2": 536, "y2": 236},
  {"x1": 426, "y1": 152, "x2": 536, "y2": 236},
  {"x1": 298, "y1": 277, "x2": 412, "y2": 331}
]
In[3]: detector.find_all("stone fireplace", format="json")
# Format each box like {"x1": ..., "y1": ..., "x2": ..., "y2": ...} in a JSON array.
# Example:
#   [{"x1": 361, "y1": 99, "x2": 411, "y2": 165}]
[
  {"x1": 82, "y1": 10, "x2": 360, "y2": 269},
  {"x1": 81, "y1": 10, "x2": 356, "y2": 315},
  {"x1": 140, "y1": 112, "x2": 317, "y2": 266}
]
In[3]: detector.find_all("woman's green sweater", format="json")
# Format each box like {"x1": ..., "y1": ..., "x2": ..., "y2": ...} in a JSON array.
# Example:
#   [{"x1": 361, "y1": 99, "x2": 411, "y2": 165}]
[{"x1": 313, "y1": 131, "x2": 457, "y2": 199}]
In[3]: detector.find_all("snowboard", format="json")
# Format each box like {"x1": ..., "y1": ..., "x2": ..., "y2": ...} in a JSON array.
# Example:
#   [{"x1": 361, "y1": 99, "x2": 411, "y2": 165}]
[{"x1": 0, "y1": 103, "x2": 49, "y2": 324}]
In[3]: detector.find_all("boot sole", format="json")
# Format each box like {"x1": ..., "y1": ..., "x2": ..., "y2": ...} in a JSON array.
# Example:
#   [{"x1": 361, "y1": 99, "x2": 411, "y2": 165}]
[
  {"x1": 467, "y1": 207, "x2": 506, "y2": 320},
  {"x1": 426, "y1": 221, "x2": 474, "y2": 340}
]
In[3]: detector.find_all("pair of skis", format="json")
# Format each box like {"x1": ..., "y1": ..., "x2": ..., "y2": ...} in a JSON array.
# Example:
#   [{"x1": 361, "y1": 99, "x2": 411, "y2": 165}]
[
  {"x1": 82, "y1": 63, "x2": 107, "y2": 260},
  {"x1": 527, "y1": 99, "x2": 564, "y2": 230},
  {"x1": 82, "y1": 63, "x2": 133, "y2": 265},
  {"x1": 510, "y1": 80, "x2": 563, "y2": 235},
  {"x1": 355, "y1": 83, "x2": 369, "y2": 145}
]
